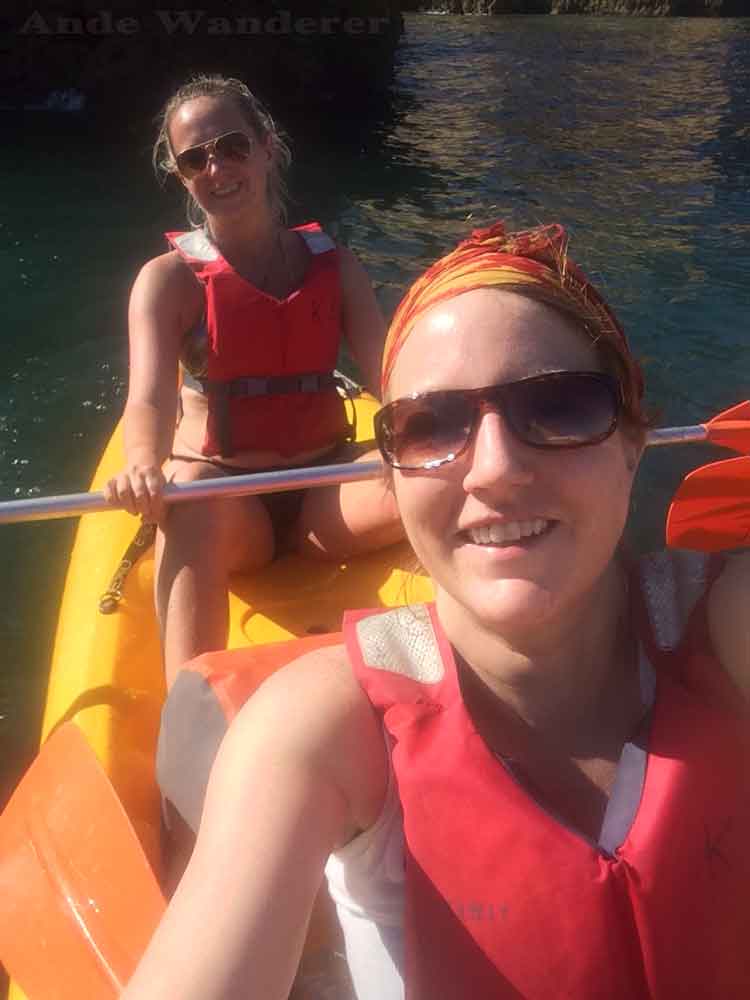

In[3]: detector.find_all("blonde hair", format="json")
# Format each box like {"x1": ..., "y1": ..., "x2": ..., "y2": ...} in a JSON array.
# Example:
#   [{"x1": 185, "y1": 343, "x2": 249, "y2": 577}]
[{"x1": 152, "y1": 74, "x2": 291, "y2": 228}]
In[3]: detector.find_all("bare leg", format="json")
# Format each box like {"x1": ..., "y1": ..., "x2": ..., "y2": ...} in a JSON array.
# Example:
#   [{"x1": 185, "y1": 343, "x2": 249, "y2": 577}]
[
  {"x1": 155, "y1": 460, "x2": 275, "y2": 689},
  {"x1": 296, "y1": 449, "x2": 403, "y2": 561},
  {"x1": 157, "y1": 458, "x2": 370, "y2": 995}
]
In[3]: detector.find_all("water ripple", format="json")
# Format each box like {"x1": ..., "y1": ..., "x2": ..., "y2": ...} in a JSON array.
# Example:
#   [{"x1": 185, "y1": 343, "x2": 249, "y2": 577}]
[{"x1": 1, "y1": 13, "x2": 749, "y2": 800}]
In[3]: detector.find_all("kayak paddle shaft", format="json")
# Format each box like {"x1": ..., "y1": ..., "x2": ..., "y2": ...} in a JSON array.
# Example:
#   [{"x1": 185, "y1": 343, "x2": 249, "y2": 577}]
[
  {"x1": 0, "y1": 411, "x2": 744, "y2": 526},
  {"x1": 0, "y1": 459, "x2": 384, "y2": 525}
]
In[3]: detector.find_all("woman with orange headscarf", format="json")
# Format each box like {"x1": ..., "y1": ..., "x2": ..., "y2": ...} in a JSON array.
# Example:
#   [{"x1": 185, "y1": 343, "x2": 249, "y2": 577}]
[{"x1": 125, "y1": 223, "x2": 750, "y2": 1000}]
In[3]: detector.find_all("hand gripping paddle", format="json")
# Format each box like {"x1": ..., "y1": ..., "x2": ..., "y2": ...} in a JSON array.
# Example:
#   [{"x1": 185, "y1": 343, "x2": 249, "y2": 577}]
[
  {"x1": 0, "y1": 723, "x2": 165, "y2": 999},
  {"x1": 0, "y1": 401, "x2": 748, "y2": 527}
]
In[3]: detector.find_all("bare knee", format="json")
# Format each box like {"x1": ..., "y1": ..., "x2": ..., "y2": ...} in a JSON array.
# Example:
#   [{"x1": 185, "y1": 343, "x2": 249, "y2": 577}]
[
  {"x1": 157, "y1": 486, "x2": 275, "y2": 575},
  {"x1": 160, "y1": 500, "x2": 227, "y2": 560},
  {"x1": 297, "y1": 478, "x2": 403, "y2": 562},
  {"x1": 162, "y1": 462, "x2": 245, "y2": 549}
]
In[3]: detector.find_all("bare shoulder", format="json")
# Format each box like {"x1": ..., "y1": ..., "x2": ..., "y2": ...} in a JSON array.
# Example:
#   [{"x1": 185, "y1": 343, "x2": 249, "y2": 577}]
[
  {"x1": 242, "y1": 642, "x2": 374, "y2": 743},
  {"x1": 337, "y1": 243, "x2": 362, "y2": 275},
  {"x1": 707, "y1": 552, "x2": 750, "y2": 699},
  {"x1": 132, "y1": 249, "x2": 201, "y2": 301},
  {"x1": 225, "y1": 642, "x2": 389, "y2": 839},
  {"x1": 335, "y1": 244, "x2": 385, "y2": 396},
  {"x1": 128, "y1": 250, "x2": 203, "y2": 341},
  {"x1": 337, "y1": 244, "x2": 376, "y2": 299}
]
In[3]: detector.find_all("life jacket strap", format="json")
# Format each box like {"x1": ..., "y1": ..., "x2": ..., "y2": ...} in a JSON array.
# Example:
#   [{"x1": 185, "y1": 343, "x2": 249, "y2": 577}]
[
  {"x1": 182, "y1": 370, "x2": 357, "y2": 456},
  {"x1": 182, "y1": 370, "x2": 340, "y2": 398}
]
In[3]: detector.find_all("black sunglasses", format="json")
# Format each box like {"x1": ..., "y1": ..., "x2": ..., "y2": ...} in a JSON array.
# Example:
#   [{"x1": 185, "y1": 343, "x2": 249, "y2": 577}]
[
  {"x1": 374, "y1": 371, "x2": 622, "y2": 471},
  {"x1": 174, "y1": 130, "x2": 255, "y2": 179}
]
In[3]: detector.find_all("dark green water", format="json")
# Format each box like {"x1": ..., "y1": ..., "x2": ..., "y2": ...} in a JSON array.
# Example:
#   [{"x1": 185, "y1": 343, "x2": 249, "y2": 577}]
[{"x1": 1, "y1": 14, "x2": 749, "y2": 807}]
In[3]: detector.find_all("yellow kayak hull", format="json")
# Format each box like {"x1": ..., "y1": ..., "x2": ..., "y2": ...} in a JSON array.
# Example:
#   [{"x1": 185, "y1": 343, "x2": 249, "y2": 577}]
[{"x1": 8, "y1": 396, "x2": 432, "y2": 1000}]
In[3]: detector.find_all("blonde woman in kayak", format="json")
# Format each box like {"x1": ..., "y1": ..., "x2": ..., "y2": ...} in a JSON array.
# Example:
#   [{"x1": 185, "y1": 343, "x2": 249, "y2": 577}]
[
  {"x1": 104, "y1": 75, "x2": 402, "y2": 688},
  {"x1": 125, "y1": 222, "x2": 750, "y2": 999}
]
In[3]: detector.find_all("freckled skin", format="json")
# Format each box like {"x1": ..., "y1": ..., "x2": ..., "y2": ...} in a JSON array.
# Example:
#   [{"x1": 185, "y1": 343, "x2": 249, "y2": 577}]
[{"x1": 388, "y1": 288, "x2": 642, "y2": 642}]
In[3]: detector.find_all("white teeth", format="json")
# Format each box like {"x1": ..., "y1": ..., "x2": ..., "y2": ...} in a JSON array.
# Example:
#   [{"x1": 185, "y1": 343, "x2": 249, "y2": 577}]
[
  {"x1": 468, "y1": 519, "x2": 549, "y2": 546},
  {"x1": 506, "y1": 522, "x2": 522, "y2": 542},
  {"x1": 213, "y1": 183, "x2": 240, "y2": 196}
]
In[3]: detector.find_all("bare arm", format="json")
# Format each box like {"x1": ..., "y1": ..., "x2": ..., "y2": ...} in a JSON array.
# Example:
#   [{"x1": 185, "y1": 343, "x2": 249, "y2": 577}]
[
  {"x1": 123, "y1": 645, "x2": 388, "y2": 1000},
  {"x1": 708, "y1": 551, "x2": 750, "y2": 700},
  {"x1": 338, "y1": 246, "x2": 387, "y2": 400},
  {"x1": 104, "y1": 252, "x2": 202, "y2": 522}
]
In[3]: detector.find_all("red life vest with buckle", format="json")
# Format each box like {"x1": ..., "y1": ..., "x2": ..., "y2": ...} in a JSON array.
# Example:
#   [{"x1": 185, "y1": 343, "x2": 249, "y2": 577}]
[
  {"x1": 342, "y1": 553, "x2": 750, "y2": 999},
  {"x1": 166, "y1": 222, "x2": 348, "y2": 458},
  {"x1": 157, "y1": 551, "x2": 750, "y2": 998}
]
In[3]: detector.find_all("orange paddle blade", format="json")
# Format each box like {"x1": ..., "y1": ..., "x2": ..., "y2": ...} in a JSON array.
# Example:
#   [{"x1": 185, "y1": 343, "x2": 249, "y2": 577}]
[
  {"x1": 703, "y1": 400, "x2": 750, "y2": 453},
  {"x1": 666, "y1": 456, "x2": 750, "y2": 552},
  {"x1": 0, "y1": 723, "x2": 165, "y2": 999}
]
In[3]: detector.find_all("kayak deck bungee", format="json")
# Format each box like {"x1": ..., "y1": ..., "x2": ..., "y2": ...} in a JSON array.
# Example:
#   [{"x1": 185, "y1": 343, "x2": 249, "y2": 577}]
[{"x1": 6, "y1": 393, "x2": 433, "y2": 1000}]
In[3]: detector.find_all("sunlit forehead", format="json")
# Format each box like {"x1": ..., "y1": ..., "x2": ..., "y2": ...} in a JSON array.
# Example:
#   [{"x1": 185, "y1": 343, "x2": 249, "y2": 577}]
[
  {"x1": 170, "y1": 96, "x2": 250, "y2": 152},
  {"x1": 426, "y1": 309, "x2": 457, "y2": 334},
  {"x1": 388, "y1": 288, "x2": 601, "y2": 401}
]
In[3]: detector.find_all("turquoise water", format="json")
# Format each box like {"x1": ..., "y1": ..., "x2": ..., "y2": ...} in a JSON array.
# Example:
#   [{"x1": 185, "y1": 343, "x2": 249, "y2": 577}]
[{"x1": 1, "y1": 13, "x2": 749, "y2": 807}]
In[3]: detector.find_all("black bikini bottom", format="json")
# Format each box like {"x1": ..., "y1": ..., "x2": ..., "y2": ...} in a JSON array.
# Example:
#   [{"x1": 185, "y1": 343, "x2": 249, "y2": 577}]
[{"x1": 168, "y1": 446, "x2": 351, "y2": 546}]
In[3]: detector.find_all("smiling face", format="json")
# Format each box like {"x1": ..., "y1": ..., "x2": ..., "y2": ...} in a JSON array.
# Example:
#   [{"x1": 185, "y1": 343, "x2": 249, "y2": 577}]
[
  {"x1": 388, "y1": 288, "x2": 642, "y2": 637},
  {"x1": 168, "y1": 95, "x2": 272, "y2": 222}
]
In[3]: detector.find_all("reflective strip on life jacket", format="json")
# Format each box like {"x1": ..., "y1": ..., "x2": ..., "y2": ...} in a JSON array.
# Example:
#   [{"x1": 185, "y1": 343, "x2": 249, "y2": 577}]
[
  {"x1": 156, "y1": 551, "x2": 750, "y2": 997},
  {"x1": 341, "y1": 552, "x2": 750, "y2": 999}
]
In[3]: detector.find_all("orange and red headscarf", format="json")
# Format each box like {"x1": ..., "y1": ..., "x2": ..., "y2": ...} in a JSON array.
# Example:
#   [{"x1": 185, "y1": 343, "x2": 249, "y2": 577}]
[{"x1": 381, "y1": 222, "x2": 643, "y2": 417}]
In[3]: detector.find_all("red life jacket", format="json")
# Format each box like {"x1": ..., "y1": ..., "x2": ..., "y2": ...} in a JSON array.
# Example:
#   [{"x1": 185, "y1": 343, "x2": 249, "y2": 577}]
[
  {"x1": 166, "y1": 222, "x2": 349, "y2": 458},
  {"x1": 343, "y1": 552, "x2": 750, "y2": 999},
  {"x1": 157, "y1": 550, "x2": 750, "y2": 997}
]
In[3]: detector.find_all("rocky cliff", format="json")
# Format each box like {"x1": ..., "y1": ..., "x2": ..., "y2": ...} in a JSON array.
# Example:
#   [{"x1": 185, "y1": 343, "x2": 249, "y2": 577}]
[{"x1": 405, "y1": 0, "x2": 747, "y2": 13}]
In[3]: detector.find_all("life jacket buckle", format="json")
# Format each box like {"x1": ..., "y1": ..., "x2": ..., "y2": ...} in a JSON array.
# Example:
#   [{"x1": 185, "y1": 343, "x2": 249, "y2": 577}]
[
  {"x1": 229, "y1": 377, "x2": 270, "y2": 398},
  {"x1": 297, "y1": 374, "x2": 320, "y2": 393}
]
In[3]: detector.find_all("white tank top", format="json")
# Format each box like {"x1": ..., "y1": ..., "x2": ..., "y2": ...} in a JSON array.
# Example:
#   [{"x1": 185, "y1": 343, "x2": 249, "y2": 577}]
[
  {"x1": 322, "y1": 655, "x2": 658, "y2": 1000},
  {"x1": 324, "y1": 749, "x2": 406, "y2": 1000},
  {"x1": 323, "y1": 550, "x2": 713, "y2": 1000}
]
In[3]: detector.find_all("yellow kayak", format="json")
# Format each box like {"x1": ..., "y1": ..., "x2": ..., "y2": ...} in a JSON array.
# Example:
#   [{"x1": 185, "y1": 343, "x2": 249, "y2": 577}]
[{"x1": 6, "y1": 393, "x2": 433, "y2": 1000}]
